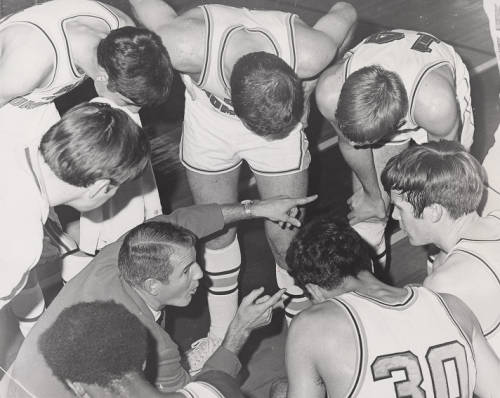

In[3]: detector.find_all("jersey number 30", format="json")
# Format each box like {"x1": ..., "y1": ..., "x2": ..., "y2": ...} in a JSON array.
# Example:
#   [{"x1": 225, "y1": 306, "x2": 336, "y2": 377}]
[
  {"x1": 365, "y1": 31, "x2": 440, "y2": 53},
  {"x1": 371, "y1": 341, "x2": 469, "y2": 397}
]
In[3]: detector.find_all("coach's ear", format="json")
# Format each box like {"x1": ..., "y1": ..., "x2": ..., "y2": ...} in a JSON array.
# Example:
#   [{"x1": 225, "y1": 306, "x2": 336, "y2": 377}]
[
  {"x1": 305, "y1": 283, "x2": 325, "y2": 303},
  {"x1": 87, "y1": 179, "x2": 113, "y2": 199}
]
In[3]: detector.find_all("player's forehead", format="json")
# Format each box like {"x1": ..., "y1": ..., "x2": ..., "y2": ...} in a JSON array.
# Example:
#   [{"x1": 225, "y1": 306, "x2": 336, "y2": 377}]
[
  {"x1": 170, "y1": 245, "x2": 196, "y2": 272},
  {"x1": 390, "y1": 190, "x2": 409, "y2": 207}
]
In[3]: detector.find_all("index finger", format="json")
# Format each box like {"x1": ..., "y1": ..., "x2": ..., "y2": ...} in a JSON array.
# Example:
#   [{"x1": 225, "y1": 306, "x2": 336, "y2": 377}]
[
  {"x1": 256, "y1": 289, "x2": 286, "y2": 311},
  {"x1": 294, "y1": 194, "x2": 318, "y2": 206}
]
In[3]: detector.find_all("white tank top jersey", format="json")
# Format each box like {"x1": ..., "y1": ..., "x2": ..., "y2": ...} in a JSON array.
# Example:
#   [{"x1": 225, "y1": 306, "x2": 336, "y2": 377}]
[
  {"x1": 0, "y1": 0, "x2": 121, "y2": 108},
  {"x1": 445, "y1": 211, "x2": 500, "y2": 357},
  {"x1": 331, "y1": 286, "x2": 476, "y2": 397},
  {"x1": 343, "y1": 29, "x2": 472, "y2": 145},
  {"x1": 183, "y1": 4, "x2": 298, "y2": 117}
]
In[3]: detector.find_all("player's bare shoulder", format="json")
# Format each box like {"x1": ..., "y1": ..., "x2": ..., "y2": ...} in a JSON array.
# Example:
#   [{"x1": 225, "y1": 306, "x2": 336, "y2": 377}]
[
  {"x1": 315, "y1": 62, "x2": 345, "y2": 122},
  {"x1": 159, "y1": 7, "x2": 206, "y2": 74},
  {"x1": 0, "y1": 24, "x2": 54, "y2": 99},
  {"x1": 293, "y1": 19, "x2": 338, "y2": 78}
]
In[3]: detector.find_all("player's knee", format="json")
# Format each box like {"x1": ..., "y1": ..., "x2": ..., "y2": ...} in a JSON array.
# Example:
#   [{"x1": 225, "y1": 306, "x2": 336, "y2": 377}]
[{"x1": 205, "y1": 229, "x2": 238, "y2": 250}]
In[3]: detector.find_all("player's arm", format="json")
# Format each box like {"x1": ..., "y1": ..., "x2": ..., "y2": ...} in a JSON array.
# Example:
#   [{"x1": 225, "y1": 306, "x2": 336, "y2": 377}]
[
  {"x1": 128, "y1": 0, "x2": 178, "y2": 32},
  {"x1": 285, "y1": 312, "x2": 328, "y2": 398},
  {"x1": 286, "y1": 303, "x2": 358, "y2": 398},
  {"x1": 316, "y1": 65, "x2": 387, "y2": 225},
  {"x1": 413, "y1": 68, "x2": 460, "y2": 141},
  {"x1": 295, "y1": 2, "x2": 357, "y2": 79},
  {"x1": 0, "y1": 26, "x2": 54, "y2": 107},
  {"x1": 440, "y1": 293, "x2": 500, "y2": 397}
]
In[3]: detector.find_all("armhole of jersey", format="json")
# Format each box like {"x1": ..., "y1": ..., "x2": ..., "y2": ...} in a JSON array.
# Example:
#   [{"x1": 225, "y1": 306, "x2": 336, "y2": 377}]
[
  {"x1": 431, "y1": 291, "x2": 475, "y2": 362},
  {"x1": 61, "y1": 15, "x2": 111, "y2": 79},
  {"x1": 196, "y1": 5, "x2": 212, "y2": 88},
  {"x1": 287, "y1": 13, "x2": 298, "y2": 72},
  {"x1": 331, "y1": 297, "x2": 365, "y2": 398},
  {"x1": 343, "y1": 52, "x2": 353, "y2": 81},
  {"x1": 10, "y1": 21, "x2": 58, "y2": 90},
  {"x1": 451, "y1": 248, "x2": 500, "y2": 336},
  {"x1": 408, "y1": 60, "x2": 453, "y2": 125},
  {"x1": 94, "y1": 1, "x2": 120, "y2": 28}
]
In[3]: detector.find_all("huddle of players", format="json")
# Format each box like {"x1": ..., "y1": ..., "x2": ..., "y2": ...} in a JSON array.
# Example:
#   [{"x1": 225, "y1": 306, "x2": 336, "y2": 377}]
[{"x1": 1, "y1": 0, "x2": 500, "y2": 396}]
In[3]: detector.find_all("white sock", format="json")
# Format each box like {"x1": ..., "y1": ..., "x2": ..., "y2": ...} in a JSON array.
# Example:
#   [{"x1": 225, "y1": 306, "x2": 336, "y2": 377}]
[
  {"x1": 205, "y1": 236, "x2": 241, "y2": 340},
  {"x1": 275, "y1": 265, "x2": 310, "y2": 326},
  {"x1": 10, "y1": 271, "x2": 45, "y2": 337},
  {"x1": 352, "y1": 221, "x2": 387, "y2": 269},
  {"x1": 61, "y1": 251, "x2": 93, "y2": 283}
]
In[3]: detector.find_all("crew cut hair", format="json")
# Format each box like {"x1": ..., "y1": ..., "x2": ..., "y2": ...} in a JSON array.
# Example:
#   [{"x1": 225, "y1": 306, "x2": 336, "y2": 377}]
[
  {"x1": 231, "y1": 52, "x2": 303, "y2": 139},
  {"x1": 286, "y1": 215, "x2": 372, "y2": 290},
  {"x1": 118, "y1": 221, "x2": 197, "y2": 287},
  {"x1": 38, "y1": 301, "x2": 149, "y2": 390},
  {"x1": 40, "y1": 102, "x2": 150, "y2": 187},
  {"x1": 336, "y1": 65, "x2": 408, "y2": 144},
  {"x1": 98, "y1": 26, "x2": 173, "y2": 107},
  {"x1": 381, "y1": 140, "x2": 486, "y2": 218}
]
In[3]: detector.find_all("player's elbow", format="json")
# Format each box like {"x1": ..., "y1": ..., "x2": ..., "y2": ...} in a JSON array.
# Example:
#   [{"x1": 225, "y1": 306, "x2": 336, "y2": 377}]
[{"x1": 329, "y1": 2, "x2": 357, "y2": 26}]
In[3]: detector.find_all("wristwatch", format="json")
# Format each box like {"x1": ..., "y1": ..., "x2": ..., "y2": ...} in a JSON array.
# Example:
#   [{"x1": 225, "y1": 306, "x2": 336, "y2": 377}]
[{"x1": 241, "y1": 199, "x2": 254, "y2": 216}]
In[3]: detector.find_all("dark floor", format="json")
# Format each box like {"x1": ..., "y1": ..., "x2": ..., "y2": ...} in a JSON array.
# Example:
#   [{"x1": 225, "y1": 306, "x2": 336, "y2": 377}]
[{"x1": 1, "y1": 0, "x2": 499, "y2": 397}]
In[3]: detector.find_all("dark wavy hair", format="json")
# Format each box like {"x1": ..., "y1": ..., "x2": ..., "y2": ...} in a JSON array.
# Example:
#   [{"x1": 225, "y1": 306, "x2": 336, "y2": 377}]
[{"x1": 231, "y1": 52, "x2": 303, "y2": 139}]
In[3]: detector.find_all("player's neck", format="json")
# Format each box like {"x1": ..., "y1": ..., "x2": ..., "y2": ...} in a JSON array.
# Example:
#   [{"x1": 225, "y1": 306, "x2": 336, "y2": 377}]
[
  {"x1": 435, "y1": 212, "x2": 480, "y2": 253},
  {"x1": 343, "y1": 271, "x2": 406, "y2": 300}
]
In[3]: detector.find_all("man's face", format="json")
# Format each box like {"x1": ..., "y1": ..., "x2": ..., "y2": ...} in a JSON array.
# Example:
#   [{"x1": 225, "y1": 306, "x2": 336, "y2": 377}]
[
  {"x1": 156, "y1": 246, "x2": 203, "y2": 307},
  {"x1": 390, "y1": 190, "x2": 432, "y2": 246}
]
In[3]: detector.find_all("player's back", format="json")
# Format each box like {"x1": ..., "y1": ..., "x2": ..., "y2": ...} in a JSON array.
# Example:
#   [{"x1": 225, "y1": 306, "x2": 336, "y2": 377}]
[{"x1": 332, "y1": 286, "x2": 476, "y2": 397}]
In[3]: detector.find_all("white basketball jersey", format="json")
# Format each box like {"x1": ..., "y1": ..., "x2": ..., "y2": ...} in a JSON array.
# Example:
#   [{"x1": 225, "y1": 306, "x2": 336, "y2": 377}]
[
  {"x1": 332, "y1": 286, "x2": 476, "y2": 397},
  {"x1": 0, "y1": 0, "x2": 121, "y2": 107},
  {"x1": 343, "y1": 29, "x2": 473, "y2": 147},
  {"x1": 182, "y1": 4, "x2": 298, "y2": 117},
  {"x1": 0, "y1": 0, "x2": 122, "y2": 147},
  {"x1": 446, "y1": 211, "x2": 500, "y2": 357}
]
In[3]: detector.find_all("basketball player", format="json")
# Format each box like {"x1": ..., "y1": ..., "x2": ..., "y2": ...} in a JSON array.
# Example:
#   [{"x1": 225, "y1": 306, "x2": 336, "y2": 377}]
[
  {"x1": 0, "y1": 102, "x2": 149, "y2": 336},
  {"x1": 316, "y1": 29, "x2": 474, "y2": 267},
  {"x1": 129, "y1": 0, "x2": 357, "y2": 372},
  {"x1": 274, "y1": 215, "x2": 500, "y2": 397},
  {"x1": 381, "y1": 141, "x2": 500, "y2": 357},
  {"x1": 37, "y1": 301, "x2": 244, "y2": 398},
  {"x1": 481, "y1": 0, "x2": 500, "y2": 215},
  {"x1": 0, "y1": 0, "x2": 172, "y2": 322}
]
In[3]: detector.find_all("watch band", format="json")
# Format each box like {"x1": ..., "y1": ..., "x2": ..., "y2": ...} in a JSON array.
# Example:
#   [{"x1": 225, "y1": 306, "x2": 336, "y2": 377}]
[{"x1": 241, "y1": 199, "x2": 254, "y2": 216}]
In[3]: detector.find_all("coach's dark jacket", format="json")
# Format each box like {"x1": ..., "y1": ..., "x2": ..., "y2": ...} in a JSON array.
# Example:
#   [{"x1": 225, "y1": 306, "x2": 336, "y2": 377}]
[{"x1": 5, "y1": 205, "x2": 241, "y2": 397}]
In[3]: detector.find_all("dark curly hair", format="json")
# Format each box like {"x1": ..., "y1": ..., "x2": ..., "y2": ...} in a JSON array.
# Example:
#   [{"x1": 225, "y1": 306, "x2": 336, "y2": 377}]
[
  {"x1": 38, "y1": 301, "x2": 149, "y2": 390},
  {"x1": 286, "y1": 215, "x2": 372, "y2": 290},
  {"x1": 231, "y1": 52, "x2": 303, "y2": 139}
]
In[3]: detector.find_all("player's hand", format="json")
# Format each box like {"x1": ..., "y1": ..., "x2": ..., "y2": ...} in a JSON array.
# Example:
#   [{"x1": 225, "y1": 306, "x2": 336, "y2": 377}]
[
  {"x1": 347, "y1": 189, "x2": 388, "y2": 225},
  {"x1": 223, "y1": 288, "x2": 285, "y2": 354},
  {"x1": 253, "y1": 195, "x2": 318, "y2": 228}
]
